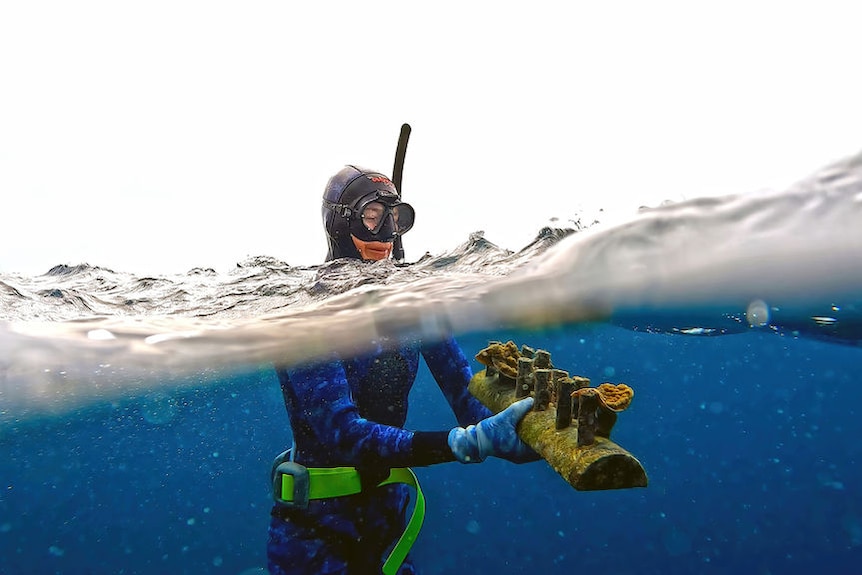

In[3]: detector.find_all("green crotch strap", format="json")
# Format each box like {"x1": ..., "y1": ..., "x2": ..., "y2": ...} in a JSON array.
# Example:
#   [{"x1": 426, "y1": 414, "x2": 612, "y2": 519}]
[{"x1": 379, "y1": 467, "x2": 425, "y2": 575}]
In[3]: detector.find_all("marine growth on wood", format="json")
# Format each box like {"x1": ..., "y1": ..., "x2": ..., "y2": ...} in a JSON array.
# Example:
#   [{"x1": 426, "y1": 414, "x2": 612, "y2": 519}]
[{"x1": 470, "y1": 341, "x2": 648, "y2": 491}]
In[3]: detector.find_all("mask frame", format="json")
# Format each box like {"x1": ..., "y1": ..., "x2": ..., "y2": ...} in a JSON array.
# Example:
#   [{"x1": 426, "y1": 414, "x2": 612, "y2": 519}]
[{"x1": 323, "y1": 191, "x2": 414, "y2": 242}]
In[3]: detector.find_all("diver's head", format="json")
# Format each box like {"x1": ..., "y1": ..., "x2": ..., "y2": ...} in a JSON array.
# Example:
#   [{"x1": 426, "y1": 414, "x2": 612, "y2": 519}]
[{"x1": 321, "y1": 165, "x2": 415, "y2": 262}]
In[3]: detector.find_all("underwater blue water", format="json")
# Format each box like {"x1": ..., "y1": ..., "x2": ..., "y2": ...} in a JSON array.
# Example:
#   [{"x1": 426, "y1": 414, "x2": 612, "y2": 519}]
[
  {"x1": 2, "y1": 323, "x2": 861, "y2": 574},
  {"x1": 2, "y1": 150, "x2": 862, "y2": 574}
]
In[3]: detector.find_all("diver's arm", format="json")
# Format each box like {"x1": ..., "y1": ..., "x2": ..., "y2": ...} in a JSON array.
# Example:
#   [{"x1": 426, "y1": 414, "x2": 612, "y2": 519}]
[
  {"x1": 283, "y1": 359, "x2": 455, "y2": 467},
  {"x1": 421, "y1": 336, "x2": 493, "y2": 427}
]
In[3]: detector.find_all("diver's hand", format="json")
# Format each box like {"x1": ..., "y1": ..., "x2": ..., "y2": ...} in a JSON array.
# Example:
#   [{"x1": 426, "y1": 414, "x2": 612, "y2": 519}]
[{"x1": 448, "y1": 397, "x2": 541, "y2": 464}]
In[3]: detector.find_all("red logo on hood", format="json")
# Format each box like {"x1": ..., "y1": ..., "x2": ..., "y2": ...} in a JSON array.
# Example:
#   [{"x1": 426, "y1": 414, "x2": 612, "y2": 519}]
[{"x1": 367, "y1": 175, "x2": 394, "y2": 187}]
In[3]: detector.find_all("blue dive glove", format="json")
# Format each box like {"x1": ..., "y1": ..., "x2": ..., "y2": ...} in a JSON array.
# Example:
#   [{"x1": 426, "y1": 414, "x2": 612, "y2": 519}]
[{"x1": 448, "y1": 397, "x2": 541, "y2": 464}]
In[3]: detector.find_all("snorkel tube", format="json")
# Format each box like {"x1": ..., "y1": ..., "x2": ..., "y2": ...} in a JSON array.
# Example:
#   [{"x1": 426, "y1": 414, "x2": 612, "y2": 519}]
[{"x1": 391, "y1": 123, "x2": 411, "y2": 262}]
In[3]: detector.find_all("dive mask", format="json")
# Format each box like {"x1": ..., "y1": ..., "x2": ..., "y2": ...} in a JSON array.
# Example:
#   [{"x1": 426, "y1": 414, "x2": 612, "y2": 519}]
[{"x1": 324, "y1": 189, "x2": 415, "y2": 243}]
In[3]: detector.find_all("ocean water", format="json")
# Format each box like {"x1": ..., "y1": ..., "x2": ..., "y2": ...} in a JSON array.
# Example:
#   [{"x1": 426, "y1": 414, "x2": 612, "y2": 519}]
[{"x1": 2, "y1": 151, "x2": 862, "y2": 574}]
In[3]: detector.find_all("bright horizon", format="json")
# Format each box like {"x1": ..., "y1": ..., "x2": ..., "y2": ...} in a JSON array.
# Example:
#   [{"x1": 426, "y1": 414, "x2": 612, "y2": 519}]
[{"x1": 2, "y1": 2, "x2": 861, "y2": 276}]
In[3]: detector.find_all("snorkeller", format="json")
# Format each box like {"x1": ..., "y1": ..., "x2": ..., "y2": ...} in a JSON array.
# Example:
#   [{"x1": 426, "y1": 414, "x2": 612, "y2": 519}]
[{"x1": 267, "y1": 140, "x2": 538, "y2": 574}]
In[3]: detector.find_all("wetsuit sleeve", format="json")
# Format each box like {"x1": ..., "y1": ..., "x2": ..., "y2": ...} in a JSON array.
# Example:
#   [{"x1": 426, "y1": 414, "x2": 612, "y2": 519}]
[
  {"x1": 421, "y1": 336, "x2": 493, "y2": 427},
  {"x1": 282, "y1": 356, "x2": 455, "y2": 468}
]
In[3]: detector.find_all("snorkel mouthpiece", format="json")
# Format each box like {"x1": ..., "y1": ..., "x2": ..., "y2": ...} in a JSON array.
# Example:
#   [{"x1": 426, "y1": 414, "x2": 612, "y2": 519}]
[{"x1": 351, "y1": 236, "x2": 394, "y2": 261}]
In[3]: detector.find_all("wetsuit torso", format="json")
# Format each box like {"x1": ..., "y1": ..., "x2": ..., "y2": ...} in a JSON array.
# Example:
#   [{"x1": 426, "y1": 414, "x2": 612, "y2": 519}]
[{"x1": 267, "y1": 334, "x2": 490, "y2": 575}]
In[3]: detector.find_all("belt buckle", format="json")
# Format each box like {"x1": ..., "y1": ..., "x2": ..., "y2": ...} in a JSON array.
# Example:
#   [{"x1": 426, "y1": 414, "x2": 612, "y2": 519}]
[{"x1": 272, "y1": 461, "x2": 310, "y2": 509}]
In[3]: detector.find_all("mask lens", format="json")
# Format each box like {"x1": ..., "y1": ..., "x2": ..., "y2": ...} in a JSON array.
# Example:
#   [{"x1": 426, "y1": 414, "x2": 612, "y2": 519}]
[
  {"x1": 360, "y1": 201, "x2": 387, "y2": 233},
  {"x1": 391, "y1": 203, "x2": 414, "y2": 234}
]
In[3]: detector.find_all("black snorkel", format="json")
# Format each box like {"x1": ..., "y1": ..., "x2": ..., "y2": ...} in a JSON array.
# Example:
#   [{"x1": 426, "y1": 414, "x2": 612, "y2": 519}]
[{"x1": 391, "y1": 123, "x2": 411, "y2": 262}]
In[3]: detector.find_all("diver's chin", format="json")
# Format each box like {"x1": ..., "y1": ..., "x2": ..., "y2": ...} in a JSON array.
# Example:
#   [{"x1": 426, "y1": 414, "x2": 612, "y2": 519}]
[{"x1": 351, "y1": 236, "x2": 393, "y2": 261}]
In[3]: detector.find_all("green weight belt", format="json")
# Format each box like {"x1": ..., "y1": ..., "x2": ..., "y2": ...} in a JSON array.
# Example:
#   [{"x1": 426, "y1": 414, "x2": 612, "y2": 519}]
[{"x1": 273, "y1": 463, "x2": 425, "y2": 575}]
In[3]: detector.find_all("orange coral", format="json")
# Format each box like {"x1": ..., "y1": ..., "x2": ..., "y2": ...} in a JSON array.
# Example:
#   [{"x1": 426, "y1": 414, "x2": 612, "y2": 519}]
[
  {"x1": 475, "y1": 340, "x2": 521, "y2": 379},
  {"x1": 572, "y1": 382, "x2": 634, "y2": 412}
]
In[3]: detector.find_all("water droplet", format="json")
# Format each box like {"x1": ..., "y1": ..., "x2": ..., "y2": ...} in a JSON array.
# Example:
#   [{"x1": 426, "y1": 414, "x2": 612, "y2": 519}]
[{"x1": 746, "y1": 299, "x2": 770, "y2": 327}]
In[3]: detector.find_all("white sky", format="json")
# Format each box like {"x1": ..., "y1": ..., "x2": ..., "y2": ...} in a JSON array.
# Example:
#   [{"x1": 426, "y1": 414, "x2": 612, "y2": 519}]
[{"x1": 1, "y1": 1, "x2": 861, "y2": 276}]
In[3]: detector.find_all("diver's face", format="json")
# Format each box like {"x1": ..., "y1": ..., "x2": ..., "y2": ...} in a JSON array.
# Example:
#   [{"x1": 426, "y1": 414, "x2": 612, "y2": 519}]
[{"x1": 360, "y1": 201, "x2": 386, "y2": 231}]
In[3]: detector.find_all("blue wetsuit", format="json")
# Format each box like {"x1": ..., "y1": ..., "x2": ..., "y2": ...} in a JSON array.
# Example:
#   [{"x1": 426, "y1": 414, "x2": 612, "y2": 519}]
[{"x1": 267, "y1": 334, "x2": 491, "y2": 575}]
